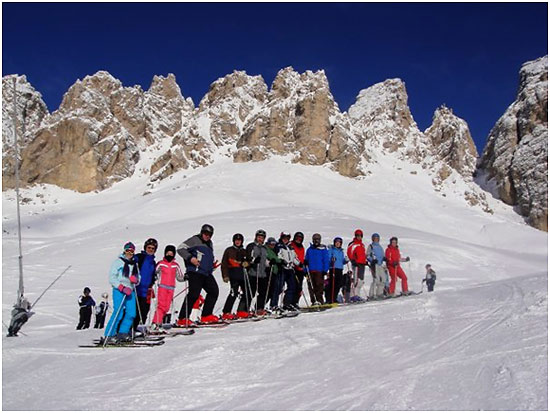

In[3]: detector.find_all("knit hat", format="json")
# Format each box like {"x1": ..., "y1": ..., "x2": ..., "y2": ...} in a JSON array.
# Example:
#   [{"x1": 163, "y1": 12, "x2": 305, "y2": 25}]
[
  {"x1": 267, "y1": 237, "x2": 277, "y2": 245},
  {"x1": 83, "y1": 287, "x2": 91, "y2": 294},
  {"x1": 354, "y1": 229, "x2": 363, "y2": 237},
  {"x1": 164, "y1": 245, "x2": 176, "y2": 256},
  {"x1": 124, "y1": 242, "x2": 136, "y2": 252}
]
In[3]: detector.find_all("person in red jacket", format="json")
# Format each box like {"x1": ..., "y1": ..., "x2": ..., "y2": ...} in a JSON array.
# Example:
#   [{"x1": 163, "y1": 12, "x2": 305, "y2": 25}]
[
  {"x1": 346, "y1": 229, "x2": 367, "y2": 301},
  {"x1": 385, "y1": 237, "x2": 411, "y2": 296}
]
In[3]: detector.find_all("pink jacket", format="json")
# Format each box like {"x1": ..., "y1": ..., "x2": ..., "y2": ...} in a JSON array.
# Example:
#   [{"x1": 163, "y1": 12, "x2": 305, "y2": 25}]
[{"x1": 155, "y1": 259, "x2": 183, "y2": 289}]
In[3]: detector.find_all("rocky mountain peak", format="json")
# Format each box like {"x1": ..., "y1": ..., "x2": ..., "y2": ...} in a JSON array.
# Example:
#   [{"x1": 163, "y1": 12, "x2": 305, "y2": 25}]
[{"x1": 148, "y1": 73, "x2": 186, "y2": 102}]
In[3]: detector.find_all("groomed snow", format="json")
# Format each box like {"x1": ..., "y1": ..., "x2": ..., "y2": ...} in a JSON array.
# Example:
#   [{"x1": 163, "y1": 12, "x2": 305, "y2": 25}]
[{"x1": 2, "y1": 158, "x2": 547, "y2": 410}]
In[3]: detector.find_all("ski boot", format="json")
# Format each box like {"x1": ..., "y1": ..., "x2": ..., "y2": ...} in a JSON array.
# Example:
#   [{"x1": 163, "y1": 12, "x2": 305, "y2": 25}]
[
  {"x1": 200, "y1": 314, "x2": 221, "y2": 324},
  {"x1": 222, "y1": 313, "x2": 237, "y2": 321},
  {"x1": 176, "y1": 318, "x2": 195, "y2": 328},
  {"x1": 236, "y1": 311, "x2": 253, "y2": 319}
]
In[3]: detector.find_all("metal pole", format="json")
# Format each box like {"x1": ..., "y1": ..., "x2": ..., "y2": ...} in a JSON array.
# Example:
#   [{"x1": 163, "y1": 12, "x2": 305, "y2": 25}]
[
  {"x1": 30, "y1": 265, "x2": 72, "y2": 310},
  {"x1": 12, "y1": 77, "x2": 24, "y2": 307}
]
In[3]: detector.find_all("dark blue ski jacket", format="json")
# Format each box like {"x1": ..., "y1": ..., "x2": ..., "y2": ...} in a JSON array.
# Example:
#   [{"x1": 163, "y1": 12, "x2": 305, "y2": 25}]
[
  {"x1": 305, "y1": 244, "x2": 330, "y2": 273},
  {"x1": 136, "y1": 252, "x2": 156, "y2": 298},
  {"x1": 177, "y1": 235, "x2": 215, "y2": 276}
]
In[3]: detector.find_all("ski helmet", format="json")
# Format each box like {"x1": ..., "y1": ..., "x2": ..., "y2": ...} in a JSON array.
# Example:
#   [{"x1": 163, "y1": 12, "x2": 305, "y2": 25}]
[
  {"x1": 255, "y1": 229, "x2": 267, "y2": 238},
  {"x1": 354, "y1": 229, "x2": 363, "y2": 237},
  {"x1": 293, "y1": 231, "x2": 304, "y2": 241},
  {"x1": 124, "y1": 241, "x2": 136, "y2": 252},
  {"x1": 144, "y1": 238, "x2": 158, "y2": 251},
  {"x1": 333, "y1": 236, "x2": 343, "y2": 244},
  {"x1": 201, "y1": 224, "x2": 214, "y2": 236},
  {"x1": 164, "y1": 245, "x2": 176, "y2": 256},
  {"x1": 371, "y1": 233, "x2": 380, "y2": 241},
  {"x1": 102, "y1": 292, "x2": 108, "y2": 299},
  {"x1": 83, "y1": 287, "x2": 91, "y2": 294},
  {"x1": 232, "y1": 233, "x2": 244, "y2": 243},
  {"x1": 280, "y1": 232, "x2": 291, "y2": 240}
]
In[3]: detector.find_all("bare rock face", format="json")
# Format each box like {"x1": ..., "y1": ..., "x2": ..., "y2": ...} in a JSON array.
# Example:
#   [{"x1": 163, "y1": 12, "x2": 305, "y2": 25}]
[
  {"x1": 19, "y1": 71, "x2": 142, "y2": 192},
  {"x1": 425, "y1": 105, "x2": 478, "y2": 178},
  {"x1": 2, "y1": 75, "x2": 49, "y2": 188},
  {"x1": 235, "y1": 68, "x2": 363, "y2": 177},
  {"x1": 348, "y1": 78, "x2": 431, "y2": 164},
  {"x1": 479, "y1": 55, "x2": 548, "y2": 231}
]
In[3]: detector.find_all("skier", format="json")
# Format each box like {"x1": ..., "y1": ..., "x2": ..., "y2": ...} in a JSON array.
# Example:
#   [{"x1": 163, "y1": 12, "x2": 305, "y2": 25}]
[
  {"x1": 304, "y1": 233, "x2": 329, "y2": 305},
  {"x1": 133, "y1": 238, "x2": 158, "y2": 332},
  {"x1": 424, "y1": 264, "x2": 437, "y2": 292},
  {"x1": 347, "y1": 229, "x2": 367, "y2": 301},
  {"x1": 325, "y1": 237, "x2": 348, "y2": 304},
  {"x1": 276, "y1": 232, "x2": 299, "y2": 311},
  {"x1": 176, "y1": 224, "x2": 221, "y2": 326},
  {"x1": 94, "y1": 293, "x2": 109, "y2": 329},
  {"x1": 220, "y1": 233, "x2": 252, "y2": 320},
  {"x1": 151, "y1": 245, "x2": 184, "y2": 331},
  {"x1": 7, "y1": 296, "x2": 33, "y2": 337},
  {"x1": 246, "y1": 229, "x2": 269, "y2": 316},
  {"x1": 265, "y1": 237, "x2": 282, "y2": 312},
  {"x1": 367, "y1": 233, "x2": 386, "y2": 300},
  {"x1": 385, "y1": 237, "x2": 410, "y2": 297},
  {"x1": 102, "y1": 242, "x2": 141, "y2": 343},
  {"x1": 290, "y1": 231, "x2": 306, "y2": 309},
  {"x1": 76, "y1": 287, "x2": 96, "y2": 330}
]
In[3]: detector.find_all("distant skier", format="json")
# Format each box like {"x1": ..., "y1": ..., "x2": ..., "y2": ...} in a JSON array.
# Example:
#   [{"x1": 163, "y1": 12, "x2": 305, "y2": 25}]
[
  {"x1": 176, "y1": 224, "x2": 221, "y2": 326},
  {"x1": 7, "y1": 296, "x2": 33, "y2": 337},
  {"x1": 94, "y1": 292, "x2": 109, "y2": 329},
  {"x1": 385, "y1": 237, "x2": 410, "y2": 297},
  {"x1": 367, "y1": 233, "x2": 386, "y2": 300},
  {"x1": 304, "y1": 233, "x2": 329, "y2": 305},
  {"x1": 290, "y1": 232, "x2": 306, "y2": 309},
  {"x1": 276, "y1": 232, "x2": 299, "y2": 311},
  {"x1": 76, "y1": 287, "x2": 96, "y2": 330},
  {"x1": 151, "y1": 245, "x2": 184, "y2": 331},
  {"x1": 220, "y1": 234, "x2": 252, "y2": 320},
  {"x1": 424, "y1": 264, "x2": 437, "y2": 292},
  {"x1": 347, "y1": 229, "x2": 367, "y2": 301},
  {"x1": 102, "y1": 242, "x2": 141, "y2": 343},
  {"x1": 246, "y1": 229, "x2": 269, "y2": 316},
  {"x1": 133, "y1": 238, "x2": 158, "y2": 331},
  {"x1": 325, "y1": 237, "x2": 348, "y2": 304}
]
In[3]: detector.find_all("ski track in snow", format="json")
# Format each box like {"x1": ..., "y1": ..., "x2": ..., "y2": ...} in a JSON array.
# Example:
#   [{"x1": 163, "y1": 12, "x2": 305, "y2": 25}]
[{"x1": 2, "y1": 159, "x2": 548, "y2": 410}]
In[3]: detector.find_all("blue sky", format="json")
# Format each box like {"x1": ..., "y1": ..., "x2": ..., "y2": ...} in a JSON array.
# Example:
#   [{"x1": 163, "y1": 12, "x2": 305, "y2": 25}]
[{"x1": 2, "y1": 3, "x2": 547, "y2": 152}]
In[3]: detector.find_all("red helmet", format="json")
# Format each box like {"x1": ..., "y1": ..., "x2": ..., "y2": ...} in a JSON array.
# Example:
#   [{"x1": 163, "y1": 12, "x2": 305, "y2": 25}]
[{"x1": 354, "y1": 229, "x2": 363, "y2": 237}]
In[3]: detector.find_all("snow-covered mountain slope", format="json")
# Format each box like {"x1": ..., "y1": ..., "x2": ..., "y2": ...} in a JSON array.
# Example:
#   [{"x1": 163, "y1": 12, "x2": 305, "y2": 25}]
[{"x1": 2, "y1": 158, "x2": 547, "y2": 410}]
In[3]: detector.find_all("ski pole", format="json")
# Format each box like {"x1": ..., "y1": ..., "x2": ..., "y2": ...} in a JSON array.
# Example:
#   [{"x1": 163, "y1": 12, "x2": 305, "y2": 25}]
[
  {"x1": 331, "y1": 259, "x2": 336, "y2": 304},
  {"x1": 304, "y1": 266, "x2": 318, "y2": 306},
  {"x1": 264, "y1": 265, "x2": 274, "y2": 310},
  {"x1": 243, "y1": 268, "x2": 251, "y2": 314},
  {"x1": 295, "y1": 272, "x2": 310, "y2": 308},
  {"x1": 104, "y1": 293, "x2": 127, "y2": 347},
  {"x1": 30, "y1": 265, "x2": 72, "y2": 310}
]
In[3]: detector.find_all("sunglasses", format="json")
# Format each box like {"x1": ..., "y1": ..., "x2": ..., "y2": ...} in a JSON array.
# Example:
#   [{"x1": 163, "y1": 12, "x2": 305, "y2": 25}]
[{"x1": 125, "y1": 249, "x2": 135, "y2": 253}]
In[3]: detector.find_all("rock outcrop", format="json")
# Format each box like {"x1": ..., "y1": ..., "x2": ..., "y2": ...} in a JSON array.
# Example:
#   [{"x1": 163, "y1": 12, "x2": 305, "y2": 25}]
[{"x1": 479, "y1": 55, "x2": 548, "y2": 231}]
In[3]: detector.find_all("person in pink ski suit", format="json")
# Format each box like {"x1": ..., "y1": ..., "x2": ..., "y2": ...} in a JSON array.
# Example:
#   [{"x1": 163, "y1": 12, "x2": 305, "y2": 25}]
[
  {"x1": 385, "y1": 236, "x2": 411, "y2": 296},
  {"x1": 151, "y1": 245, "x2": 183, "y2": 329}
]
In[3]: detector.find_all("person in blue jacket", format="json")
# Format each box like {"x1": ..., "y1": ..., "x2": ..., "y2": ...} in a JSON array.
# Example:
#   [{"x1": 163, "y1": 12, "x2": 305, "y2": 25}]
[
  {"x1": 367, "y1": 233, "x2": 386, "y2": 299},
  {"x1": 304, "y1": 233, "x2": 329, "y2": 305},
  {"x1": 102, "y1": 242, "x2": 141, "y2": 343},
  {"x1": 133, "y1": 238, "x2": 158, "y2": 332},
  {"x1": 325, "y1": 237, "x2": 348, "y2": 303}
]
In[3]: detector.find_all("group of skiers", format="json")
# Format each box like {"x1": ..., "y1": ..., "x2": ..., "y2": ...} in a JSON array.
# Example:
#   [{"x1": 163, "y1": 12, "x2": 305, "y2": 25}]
[
  {"x1": 75, "y1": 288, "x2": 109, "y2": 330},
  {"x1": 98, "y1": 224, "x2": 436, "y2": 342}
]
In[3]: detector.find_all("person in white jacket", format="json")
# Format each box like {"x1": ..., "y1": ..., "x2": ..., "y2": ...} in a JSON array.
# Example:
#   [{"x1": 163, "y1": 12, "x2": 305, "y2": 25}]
[{"x1": 273, "y1": 232, "x2": 300, "y2": 312}]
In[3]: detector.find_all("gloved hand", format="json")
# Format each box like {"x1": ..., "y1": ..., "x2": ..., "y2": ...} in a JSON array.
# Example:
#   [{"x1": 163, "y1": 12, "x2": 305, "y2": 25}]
[
  {"x1": 303, "y1": 259, "x2": 309, "y2": 266},
  {"x1": 331, "y1": 256, "x2": 336, "y2": 263},
  {"x1": 372, "y1": 258, "x2": 378, "y2": 264},
  {"x1": 147, "y1": 287, "x2": 155, "y2": 299},
  {"x1": 118, "y1": 284, "x2": 132, "y2": 296},
  {"x1": 213, "y1": 260, "x2": 221, "y2": 269},
  {"x1": 129, "y1": 275, "x2": 138, "y2": 284},
  {"x1": 405, "y1": 256, "x2": 410, "y2": 262},
  {"x1": 253, "y1": 256, "x2": 261, "y2": 264},
  {"x1": 222, "y1": 275, "x2": 229, "y2": 283},
  {"x1": 269, "y1": 258, "x2": 277, "y2": 265},
  {"x1": 241, "y1": 260, "x2": 250, "y2": 268},
  {"x1": 392, "y1": 261, "x2": 399, "y2": 267}
]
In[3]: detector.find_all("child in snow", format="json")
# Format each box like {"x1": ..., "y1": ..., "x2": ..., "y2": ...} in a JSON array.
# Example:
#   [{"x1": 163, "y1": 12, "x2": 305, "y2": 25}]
[
  {"x1": 76, "y1": 287, "x2": 96, "y2": 330},
  {"x1": 102, "y1": 242, "x2": 141, "y2": 343},
  {"x1": 385, "y1": 237, "x2": 411, "y2": 297},
  {"x1": 94, "y1": 292, "x2": 109, "y2": 329},
  {"x1": 424, "y1": 264, "x2": 437, "y2": 292},
  {"x1": 304, "y1": 233, "x2": 329, "y2": 305},
  {"x1": 151, "y1": 245, "x2": 183, "y2": 331},
  {"x1": 325, "y1": 237, "x2": 348, "y2": 304}
]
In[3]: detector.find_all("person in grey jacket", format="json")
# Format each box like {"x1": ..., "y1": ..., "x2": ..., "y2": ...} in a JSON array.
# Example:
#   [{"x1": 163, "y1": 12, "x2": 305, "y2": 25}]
[{"x1": 246, "y1": 229, "x2": 269, "y2": 315}]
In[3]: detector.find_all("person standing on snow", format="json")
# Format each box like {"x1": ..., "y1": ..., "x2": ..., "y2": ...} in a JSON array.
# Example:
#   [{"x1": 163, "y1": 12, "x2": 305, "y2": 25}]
[
  {"x1": 176, "y1": 224, "x2": 220, "y2": 325},
  {"x1": 246, "y1": 229, "x2": 269, "y2": 316},
  {"x1": 94, "y1": 293, "x2": 109, "y2": 329},
  {"x1": 325, "y1": 237, "x2": 348, "y2": 304},
  {"x1": 385, "y1": 236, "x2": 411, "y2": 296},
  {"x1": 150, "y1": 245, "x2": 184, "y2": 331},
  {"x1": 76, "y1": 287, "x2": 96, "y2": 330},
  {"x1": 347, "y1": 229, "x2": 367, "y2": 301},
  {"x1": 265, "y1": 237, "x2": 283, "y2": 312},
  {"x1": 424, "y1": 264, "x2": 437, "y2": 292},
  {"x1": 304, "y1": 233, "x2": 329, "y2": 305},
  {"x1": 290, "y1": 231, "x2": 306, "y2": 309},
  {"x1": 367, "y1": 233, "x2": 386, "y2": 300},
  {"x1": 275, "y1": 232, "x2": 299, "y2": 311},
  {"x1": 221, "y1": 234, "x2": 252, "y2": 320},
  {"x1": 102, "y1": 242, "x2": 141, "y2": 343},
  {"x1": 133, "y1": 238, "x2": 158, "y2": 332}
]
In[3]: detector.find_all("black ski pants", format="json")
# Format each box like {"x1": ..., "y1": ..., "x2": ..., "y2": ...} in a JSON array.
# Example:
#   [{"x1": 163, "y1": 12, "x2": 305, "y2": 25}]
[
  {"x1": 94, "y1": 313, "x2": 106, "y2": 329},
  {"x1": 132, "y1": 295, "x2": 151, "y2": 331},
  {"x1": 427, "y1": 279, "x2": 435, "y2": 292},
  {"x1": 179, "y1": 272, "x2": 219, "y2": 319},
  {"x1": 325, "y1": 268, "x2": 344, "y2": 303},
  {"x1": 249, "y1": 275, "x2": 269, "y2": 311},
  {"x1": 77, "y1": 307, "x2": 92, "y2": 329},
  {"x1": 222, "y1": 278, "x2": 250, "y2": 314}
]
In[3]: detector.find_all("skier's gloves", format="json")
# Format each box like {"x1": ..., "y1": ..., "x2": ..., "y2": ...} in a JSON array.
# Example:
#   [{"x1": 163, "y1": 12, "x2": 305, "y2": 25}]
[
  {"x1": 405, "y1": 256, "x2": 410, "y2": 262},
  {"x1": 269, "y1": 258, "x2": 277, "y2": 265},
  {"x1": 222, "y1": 275, "x2": 229, "y2": 283},
  {"x1": 129, "y1": 275, "x2": 138, "y2": 284},
  {"x1": 392, "y1": 261, "x2": 399, "y2": 267},
  {"x1": 241, "y1": 260, "x2": 250, "y2": 268},
  {"x1": 303, "y1": 259, "x2": 309, "y2": 266},
  {"x1": 118, "y1": 284, "x2": 132, "y2": 296},
  {"x1": 372, "y1": 258, "x2": 378, "y2": 264},
  {"x1": 253, "y1": 257, "x2": 261, "y2": 264}
]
